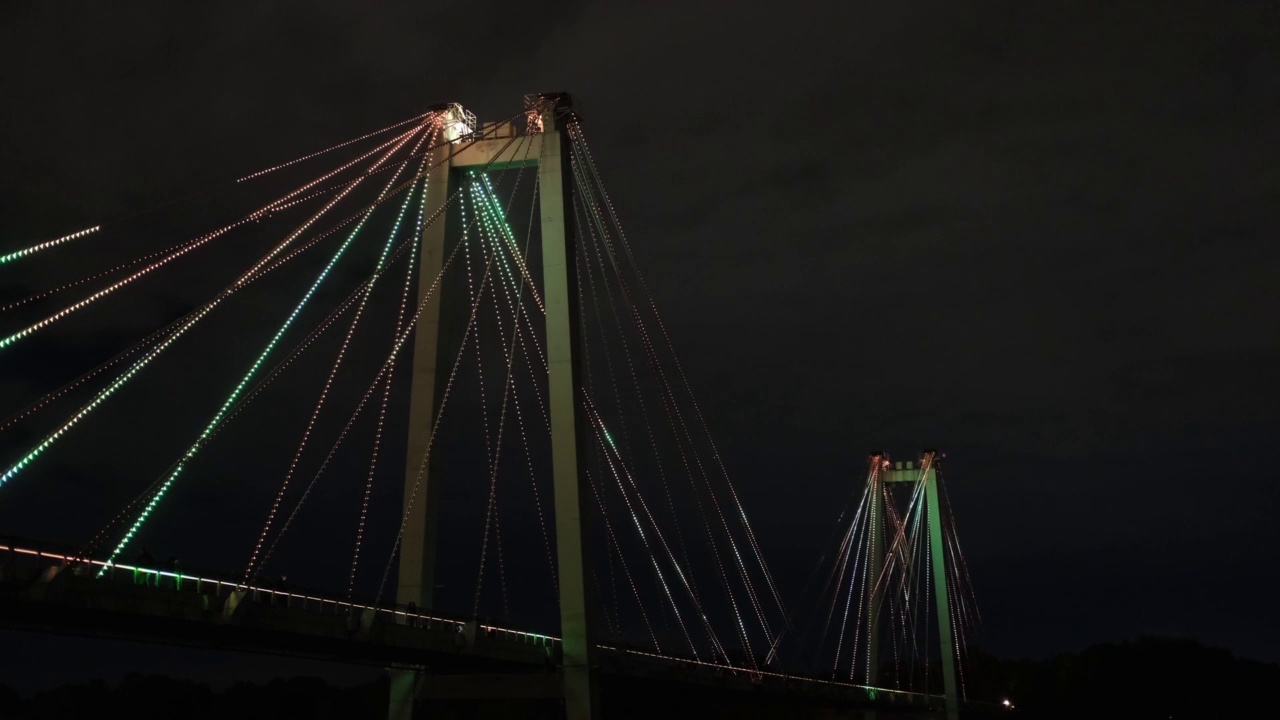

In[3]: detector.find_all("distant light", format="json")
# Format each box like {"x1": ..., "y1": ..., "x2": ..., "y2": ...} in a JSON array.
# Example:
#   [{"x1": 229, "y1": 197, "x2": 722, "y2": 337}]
[{"x1": 1002, "y1": 699, "x2": 1011, "y2": 707}]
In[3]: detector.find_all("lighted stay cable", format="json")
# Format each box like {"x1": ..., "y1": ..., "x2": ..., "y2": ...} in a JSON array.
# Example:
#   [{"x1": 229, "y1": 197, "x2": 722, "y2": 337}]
[
  {"x1": 572, "y1": 189, "x2": 698, "y2": 589},
  {"x1": 260, "y1": 136, "x2": 530, "y2": 591},
  {"x1": 0, "y1": 321, "x2": 173, "y2": 434},
  {"x1": 858, "y1": 471, "x2": 928, "y2": 683},
  {"x1": 476, "y1": 172, "x2": 701, "y2": 632},
  {"x1": 937, "y1": 471, "x2": 982, "y2": 630},
  {"x1": 3, "y1": 116, "x2": 531, "y2": 495},
  {"x1": 92, "y1": 126, "x2": 428, "y2": 569},
  {"x1": 568, "y1": 145, "x2": 771, "y2": 662},
  {"x1": 471, "y1": 175, "x2": 559, "y2": 595},
  {"x1": 0, "y1": 155, "x2": 397, "y2": 491},
  {"x1": 460, "y1": 184, "x2": 504, "y2": 616},
  {"x1": 852, "y1": 477, "x2": 882, "y2": 682},
  {"x1": 242, "y1": 124, "x2": 438, "y2": 585},
  {"x1": 475, "y1": 177, "x2": 551, "y2": 428},
  {"x1": 560, "y1": 163, "x2": 711, "y2": 650},
  {"x1": 0, "y1": 184, "x2": 341, "y2": 316},
  {"x1": 0, "y1": 125, "x2": 422, "y2": 352},
  {"x1": 0, "y1": 185, "x2": 390, "y2": 442},
  {"x1": 586, "y1": 465, "x2": 662, "y2": 650},
  {"x1": 566, "y1": 135, "x2": 766, "y2": 608},
  {"x1": 477, "y1": 168, "x2": 736, "y2": 654},
  {"x1": 236, "y1": 111, "x2": 432, "y2": 183},
  {"x1": 78, "y1": 285, "x2": 371, "y2": 564},
  {"x1": 783, "y1": 472, "x2": 872, "y2": 667},
  {"x1": 369, "y1": 128, "x2": 537, "y2": 604},
  {"x1": 97, "y1": 166, "x2": 424, "y2": 548},
  {"x1": 246, "y1": 128, "x2": 529, "y2": 587},
  {"x1": 571, "y1": 126, "x2": 790, "y2": 625},
  {"x1": 831, "y1": 481, "x2": 873, "y2": 677},
  {"x1": 249, "y1": 228, "x2": 466, "y2": 585},
  {"x1": 465, "y1": 148, "x2": 535, "y2": 618},
  {"x1": 0, "y1": 226, "x2": 101, "y2": 266},
  {"x1": 807, "y1": 475, "x2": 871, "y2": 665},
  {"x1": 584, "y1": 401, "x2": 726, "y2": 662},
  {"x1": 0, "y1": 112, "x2": 429, "y2": 267},
  {"x1": 346, "y1": 136, "x2": 440, "y2": 599},
  {"x1": 570, "y1": 182, "x2": 753, "y2": 659},
  {"x1": 2, "y1": 132, "x2": 485, "y2": 318},
  {"x1": 569, "y1": 182, "x2": 744, "y2": 659}
]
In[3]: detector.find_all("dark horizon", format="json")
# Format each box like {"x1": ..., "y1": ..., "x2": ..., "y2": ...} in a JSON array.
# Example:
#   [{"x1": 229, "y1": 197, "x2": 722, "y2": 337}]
[
  {"x1": 1, "y1": 0, "x2": 1277, "y2": 701},
  {"x1": 2, "y1": 636, "x2": 1276, "y2": 719}
]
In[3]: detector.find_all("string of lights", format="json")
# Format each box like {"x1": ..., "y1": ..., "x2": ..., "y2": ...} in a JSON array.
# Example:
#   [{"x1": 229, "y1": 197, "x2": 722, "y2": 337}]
[
  {"x1": 586, "y1": 466, "x2": 662, "y2": 649},
  {"x1": 461, "y1": 182, "x2": 502, "y2": 618},
  {"x1": 249, "y1": 232, "x2": 465, "y2": 583},
  {"x1": 0, "y1": 323, "x2": 170, "y2": 434},
  {"x1": 249, "y1": 116, "x2": 506, "y2": 582},
  {"x1": 571, "y1": 126, "x2": 790, "y2": 628},
  {"x1": 0, "y1": 114, "x2": 434, "y2": 274},
  {"x1": 243, "y1": 124, "x2": 435, "y2": 587},
  {"x1": 457, "y1": 146, "x2": 543, "y2": 620},
  {"x1": 327, "y1": 129, "x2": 538, "y2": 604},
  {"x1": 0, "y1": 179, "x2": 405, "y2": 455},
  {"x1": 347, "y1": 131, "x2": 442, "y2": 598},
  {"x1": 0, "y1": 125, "x2": 423, "y2": 353},
  {"x1": 572, "y1": 190, "x2": 696, "y2": 587},
  {"x1": 586, "y1": 416, "x2": 704, "y2": 659},
  {"x1": 257, "y1": 130, "x2": 545, "y2": 595},
  {"x1": 370, "y1": 190, "x2": 501, "y2": 607},
  {"x1": 0, "y1": 182, "x2": 339, "y2": 316},
  {"x1": 470, "y1": 176, "x2": 559, "y2": 594},
  {"x1": 569, "y1": 145, "x2": 776, "y2": 663},
  {"x1": 573, "y1": 168, "x2": 767, "y2": 645},
  {"x1": 464, "y1": 155, "x2": 539, "y2": 618},
  {"x1": 569, "y1": 180, "x2": 752, "y2": 660},
  {"x1": 0, "y1": 226, "x2": 100, "y2": 266},
  {"x1": 585, "y1": 398, "x2": 735, "y2": 664},
  {"x1": 831, "y1": 478, "x2": 872, "y2": 678},
  {"x1": 83, "y1": 272, "x2": 376, "y2": 565},
  {"x1": 565, "y1": 154, "x2": 717, "y2": 651},
  {"x1": 197, "y1": 126, "x2": 537, "y2": 580},
  {"x1": 569, "y1": 187, "x2": 689, "y2": 646},
  {"x1": 97, "y1": 125, "x2": 429, "y2": 571},
  {"x1": 0, "y1": 133, "x2": 411, "y2": 492},
  {"x1": 236, "y1": 111, "x2": 432, "y2": 183}
]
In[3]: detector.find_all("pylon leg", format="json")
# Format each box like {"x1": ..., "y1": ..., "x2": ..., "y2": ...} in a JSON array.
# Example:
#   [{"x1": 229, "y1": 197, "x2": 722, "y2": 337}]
[
  {"x1": 387, "y1": 669, "x2": 419, "y2": 720},
  {"x1": 926, "y1": 470, "x2": 960, "y2": 720},
  {"x1": 538, "y1": 109, "x2": 599, "y2": 720}
]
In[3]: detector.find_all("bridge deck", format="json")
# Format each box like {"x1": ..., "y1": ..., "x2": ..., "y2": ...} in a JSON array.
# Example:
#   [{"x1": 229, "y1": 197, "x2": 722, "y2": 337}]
[{"x1": 0, "y1": 539, "x2": 941, "y2": 714}]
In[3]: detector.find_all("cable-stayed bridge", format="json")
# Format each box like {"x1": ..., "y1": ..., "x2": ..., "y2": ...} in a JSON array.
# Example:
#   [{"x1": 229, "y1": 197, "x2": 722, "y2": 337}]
[{"x1": 0, "y1": 94, "x2": 981, "y2": 720}]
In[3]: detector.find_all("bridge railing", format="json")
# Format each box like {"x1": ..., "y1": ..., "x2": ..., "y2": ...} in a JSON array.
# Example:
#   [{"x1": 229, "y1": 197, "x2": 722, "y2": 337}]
[
  {"x1": 2, "y1": 537, "x2": 936, "y2": 705},
  {"x1": 0, "y1": 536, "x2": 560, "y2": 653}
]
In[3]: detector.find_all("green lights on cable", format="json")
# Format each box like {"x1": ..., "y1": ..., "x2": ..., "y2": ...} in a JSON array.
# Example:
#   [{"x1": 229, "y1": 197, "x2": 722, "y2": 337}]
[
  {"x1": 0, "y1": 226, "x2": 100, "y2": 266},
  {"x1": 100, "y1": 173, "x2": 415, "y2": 573}
]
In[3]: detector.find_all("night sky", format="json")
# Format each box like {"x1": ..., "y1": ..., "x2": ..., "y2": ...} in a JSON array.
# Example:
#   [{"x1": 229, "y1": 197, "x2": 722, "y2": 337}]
[{"x1": 2, "y1": 0, "x2": 1278, "y2": 691}]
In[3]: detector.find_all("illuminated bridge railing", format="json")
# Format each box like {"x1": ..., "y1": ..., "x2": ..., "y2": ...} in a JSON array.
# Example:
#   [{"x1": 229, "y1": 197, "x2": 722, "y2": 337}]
[
  {"x1": 0, "y1": 538, "x2": 560, "y2": 656},
  {"x1": 0, "y1": 537, "x2": 940, "y2": 709}
]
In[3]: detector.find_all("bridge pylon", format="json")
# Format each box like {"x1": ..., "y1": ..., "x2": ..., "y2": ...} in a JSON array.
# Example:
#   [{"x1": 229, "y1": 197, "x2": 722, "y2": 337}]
[
  {"x1": 867, "y1": 451, "x2": 960, "y2": 720},
  {"x1": 393, "y1": 94, "x2": 598, "y2": 720}
]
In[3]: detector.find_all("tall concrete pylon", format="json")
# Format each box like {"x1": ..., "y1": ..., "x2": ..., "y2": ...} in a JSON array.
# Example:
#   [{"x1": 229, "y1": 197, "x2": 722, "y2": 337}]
[{"x1": 391, "y1": 94, "x2": 598, "y2": 720}]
